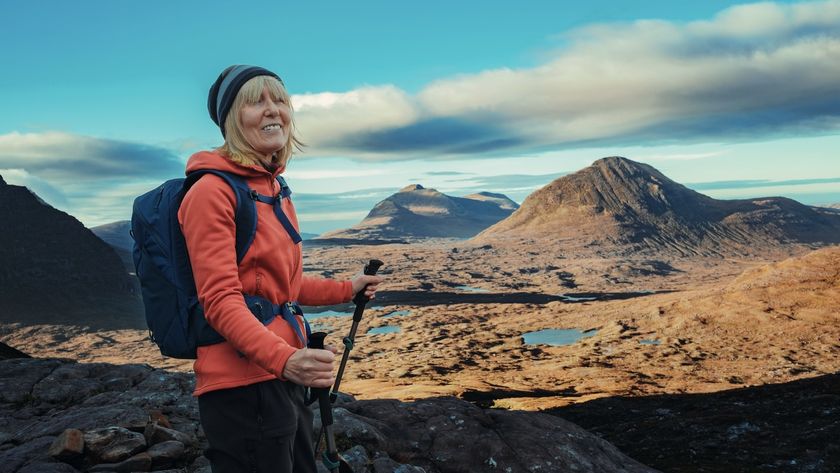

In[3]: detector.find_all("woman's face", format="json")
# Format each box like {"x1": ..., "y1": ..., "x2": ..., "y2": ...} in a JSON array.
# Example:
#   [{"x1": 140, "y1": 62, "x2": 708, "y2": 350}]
[{"x1": 239, "y1": 85, "x2": 292, "y2": 158}]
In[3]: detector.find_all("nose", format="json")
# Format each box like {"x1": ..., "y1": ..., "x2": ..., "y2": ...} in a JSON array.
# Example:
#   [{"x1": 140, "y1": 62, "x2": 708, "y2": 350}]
[{"x1": 265, "y1": 100, "x2": 280, "y2": 116}]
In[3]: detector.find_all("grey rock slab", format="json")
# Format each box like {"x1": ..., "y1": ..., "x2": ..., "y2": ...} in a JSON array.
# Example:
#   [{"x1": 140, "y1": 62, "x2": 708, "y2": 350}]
[
  {"x1": 88, "y1": 451, "x2": 151, "y2": 472},
  {"x1": 0, "y1": 435, "x2": 56, "y2": 473},
  {"x1": 340, "y1": 444, "x2": 369, "y2": 473},
  {"x1": 343, "y1": 397, "x2": 660, "y2": 473},
  {"x1": 372, "y1": 454, "x2": 426, "y2": 473},
  {"x1": 145, "y1": 424, "x2": 197, "y2": 448},
  {"x1": 0, "y1": 358, "x2": 63, "y2": 404},
  {"x1": 19, "y1": 404, "x2": 149, "y2": 443},
  {"x1": 33, "y1": 363, "x2": 152, "y2": 406},
  {"x1": 315, "y1": 407, "x2": 388, "y2": 449},
  {"x1": 84, "y1": 426, "x2": 146, "y2": 464},
  {"x1": 17, "y1": 461, "x2": 81, "y2": 472},
  {"x1": 146, "y1": 440, "x2": 184, "y2": 470}
]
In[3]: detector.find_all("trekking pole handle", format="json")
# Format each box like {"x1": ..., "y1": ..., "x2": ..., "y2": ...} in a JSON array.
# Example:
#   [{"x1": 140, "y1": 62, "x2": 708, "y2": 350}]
[
  {"x1": 352, "y1": 259, "x2": 384, "y2": 307},
  {"x1": 307, "y1": 333, "x2": 335, "y2": 434}
]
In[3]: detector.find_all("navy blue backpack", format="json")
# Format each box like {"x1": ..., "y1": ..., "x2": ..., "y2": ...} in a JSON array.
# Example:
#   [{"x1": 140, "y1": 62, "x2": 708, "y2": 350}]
[{"x1": 131, "y1": 170, "x2": 308, "y2": 359}]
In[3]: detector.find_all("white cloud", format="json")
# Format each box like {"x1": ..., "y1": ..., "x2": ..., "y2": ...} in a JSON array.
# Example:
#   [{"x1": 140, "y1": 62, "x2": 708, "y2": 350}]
[
  {"x1": 293, "y1": 85, "x2": 420, "y2": 155},
  {"x1": 0, "y1": 131, "x2": 184, "y2": 181},
  {"x1": 0, "y1": 131, "x2": 185, "y2": 227},
  {"x1": 290, "y1": 1, "x2": 840, "y2": 160}
]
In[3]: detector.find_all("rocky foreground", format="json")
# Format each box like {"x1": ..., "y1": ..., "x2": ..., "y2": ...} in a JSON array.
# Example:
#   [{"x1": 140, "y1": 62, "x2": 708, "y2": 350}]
[{"x1": 0, "y1": 357, "x2": 658, "y2": 473}]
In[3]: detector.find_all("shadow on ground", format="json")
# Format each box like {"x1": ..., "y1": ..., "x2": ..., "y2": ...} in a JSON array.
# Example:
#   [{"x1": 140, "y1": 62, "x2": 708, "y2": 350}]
[{"x1": 543, "y1": 373, "x2": 840, "y2": 473}]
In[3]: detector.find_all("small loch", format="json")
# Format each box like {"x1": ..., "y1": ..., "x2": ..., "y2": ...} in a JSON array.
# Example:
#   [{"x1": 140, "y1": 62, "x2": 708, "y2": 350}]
[
  {"x1": 306, "y1": 309, "x2": 353, "y2": 319},
  {"x1": 523, "y1": 328, "x2": 598, "y2": 346},
  {"x1": 367, "y1": 326, "x2": 401, "y2": 335},
  {"x1": 454, "y1": 285, "x2": 490, "y2": 293}
]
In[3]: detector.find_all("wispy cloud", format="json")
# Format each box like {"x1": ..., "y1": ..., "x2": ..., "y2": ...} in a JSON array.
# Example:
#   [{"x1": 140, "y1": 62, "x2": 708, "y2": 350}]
[
  {"x1": 686, "y1": 176, "x2": 840, "y2": 191},
  {"x1": 293, "y1": 1, "x2": 840, "y2": 160},
  {"x1": 425, "y1": 171, "x2": 473, "y2": 176},
  {"x1": 449, "y1": 172, "x2": 567, "y2": 191},
  {"x1": 0, "y1": 131, "x2": 184, "y2": 181},
  {"x1": 0, "y1": 131, "x2": 184, "y2": 226}
]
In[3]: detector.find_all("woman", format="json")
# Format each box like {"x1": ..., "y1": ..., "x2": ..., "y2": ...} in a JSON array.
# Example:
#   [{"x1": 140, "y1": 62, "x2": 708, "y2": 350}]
[{"x1": 178, "y1": 65, "x2": 382, "y2": 473}]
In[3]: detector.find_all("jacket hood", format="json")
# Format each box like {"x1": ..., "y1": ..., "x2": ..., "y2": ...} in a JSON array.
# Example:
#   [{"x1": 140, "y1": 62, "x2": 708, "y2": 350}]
[{"x1": 185, "y1": 150, "x2": 286, "y2": 178}]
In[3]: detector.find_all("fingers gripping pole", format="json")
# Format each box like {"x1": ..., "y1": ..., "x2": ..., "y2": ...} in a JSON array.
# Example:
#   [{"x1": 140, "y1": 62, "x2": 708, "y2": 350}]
[{"x1": 308, "y1": 331, "x2": 342, "y2": 473}]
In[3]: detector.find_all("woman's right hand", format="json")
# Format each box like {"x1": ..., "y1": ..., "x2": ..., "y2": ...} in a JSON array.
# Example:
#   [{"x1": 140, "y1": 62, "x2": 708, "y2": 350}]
[{"x1": 281, "y1": 348, "x2": 335, "y2": 388}]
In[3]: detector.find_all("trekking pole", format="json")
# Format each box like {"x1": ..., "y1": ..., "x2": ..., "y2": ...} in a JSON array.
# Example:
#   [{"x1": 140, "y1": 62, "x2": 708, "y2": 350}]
[
  {"x1": 332, "y1": 259, "x2": 384, "y2": 401},
  {"x1": 308, "y1": 332, "x2": 351, "y2": 473},
  {"x1": 312, "y1": 259, "x2": 384, "y2": 455}
]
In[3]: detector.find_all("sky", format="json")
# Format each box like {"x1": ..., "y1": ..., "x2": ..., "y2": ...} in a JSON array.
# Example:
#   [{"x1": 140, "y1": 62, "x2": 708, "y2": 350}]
[{"x1": 1, "y1": 0, "x2": 839, "y2": 234}]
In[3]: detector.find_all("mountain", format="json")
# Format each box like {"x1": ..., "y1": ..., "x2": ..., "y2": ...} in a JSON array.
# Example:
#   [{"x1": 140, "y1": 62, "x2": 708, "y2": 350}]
[
  {"x1": 90, "y1": 220, "x2": 133, "y2": 251},
  {"x1": 318, "y1": 184, "x2": 519, "y2": 240},
  {"x1": 0, "y1": 175, "x2": 141, "y2": 328},
  {"x1": 477, "y1": 157, "x2": 840, "y2": 256}
]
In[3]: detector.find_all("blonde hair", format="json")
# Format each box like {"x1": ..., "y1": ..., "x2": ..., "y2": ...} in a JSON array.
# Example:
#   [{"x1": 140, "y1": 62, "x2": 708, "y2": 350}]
[{"x1": 218, "y1": 75, "x2": 304, "y2": 168}]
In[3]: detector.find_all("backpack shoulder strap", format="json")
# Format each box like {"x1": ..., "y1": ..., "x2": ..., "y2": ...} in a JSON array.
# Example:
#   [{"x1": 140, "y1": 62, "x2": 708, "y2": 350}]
[
  {"x1": 276, "y1": 175, "x2": 292, "y2": 199},
  {"x1": 184, "y1": 170, "x2": 257, "y2": 264}
]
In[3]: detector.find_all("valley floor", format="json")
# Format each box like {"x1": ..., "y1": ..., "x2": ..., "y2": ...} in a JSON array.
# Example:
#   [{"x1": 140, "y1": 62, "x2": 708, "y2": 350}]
[{"x1": 3, "y1": 240, "x2": 838, "y2": 471}]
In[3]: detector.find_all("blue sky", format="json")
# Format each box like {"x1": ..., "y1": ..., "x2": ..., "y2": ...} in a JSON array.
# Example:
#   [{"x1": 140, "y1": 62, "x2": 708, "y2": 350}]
[{"x1": 1, "y1": 0, "x2": 838, "y2": 233}]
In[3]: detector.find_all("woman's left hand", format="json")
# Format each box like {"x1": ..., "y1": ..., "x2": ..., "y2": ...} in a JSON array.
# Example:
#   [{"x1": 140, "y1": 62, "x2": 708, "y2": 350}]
[{"x1": 351, "y1": 274, "x2": 383, "y2": 300}]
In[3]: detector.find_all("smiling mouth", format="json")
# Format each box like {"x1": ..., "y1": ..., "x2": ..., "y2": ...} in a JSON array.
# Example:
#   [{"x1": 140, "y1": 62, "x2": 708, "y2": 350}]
[{"x1": 262, "y1": 124, "x2": 283, "y2": 132}]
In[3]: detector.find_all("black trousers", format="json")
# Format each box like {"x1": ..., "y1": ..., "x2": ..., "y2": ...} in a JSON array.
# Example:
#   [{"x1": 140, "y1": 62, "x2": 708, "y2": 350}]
[{"x1": 198, "y1": 379, "x2": 317, "y2": 473}]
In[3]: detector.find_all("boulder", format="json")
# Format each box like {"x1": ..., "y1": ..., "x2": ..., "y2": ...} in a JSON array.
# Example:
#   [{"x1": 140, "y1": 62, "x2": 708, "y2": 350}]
[
  {"x1": 83, "y1": 427, "x2": 146, "y2": 464},
  {"x1": 47, "y1": 429, "x2": 84, "y2": 461}
]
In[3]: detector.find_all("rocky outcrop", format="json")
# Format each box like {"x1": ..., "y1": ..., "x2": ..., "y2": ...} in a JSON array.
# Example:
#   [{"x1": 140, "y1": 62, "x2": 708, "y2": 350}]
[
  {"x1": 0, "y1": 175, "x2": 139, "y2": 326},
  {"x1": 319, "y1": 185, "x2": 519, "y2": 240},
  {"x1": 477, "y1": 157, "x2": 840, "y2": 256},
  {"x1": 0, "y1": 341, "x2": 30, "y2": 360},
  {"x1": 0, "y1": 358, "x2": 657, "y2": 472}
]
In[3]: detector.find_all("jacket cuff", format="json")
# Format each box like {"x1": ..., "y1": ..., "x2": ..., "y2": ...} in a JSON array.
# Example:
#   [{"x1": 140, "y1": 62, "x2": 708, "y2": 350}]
[
  {"x1": 343, "y1": 280, "x2": 354, "y2": 302},
  {"x1": 270, "y1": 345, "x2": 300, "y2": 380}
]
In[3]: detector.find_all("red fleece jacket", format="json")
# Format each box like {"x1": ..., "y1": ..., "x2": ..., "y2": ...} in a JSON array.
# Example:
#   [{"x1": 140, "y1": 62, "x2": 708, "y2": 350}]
[{"x1": 178, "y1": 150, "x2": 353, "y2": 396}]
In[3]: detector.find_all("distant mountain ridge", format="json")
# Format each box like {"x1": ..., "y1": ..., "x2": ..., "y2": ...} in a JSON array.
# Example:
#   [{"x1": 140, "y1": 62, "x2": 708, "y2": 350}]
[
  {"x1": 0, "y1": 174, "x2": 139, "y2": 326},
  {"x1": 477, "y1": 157, "x2": 840, "y2": 256},
  {"x1": 319, "y1": 184, "x2": 519, "y2": 240},
  {"x1": 91, "y1": 220, "x2": 133, "y2": 251}
]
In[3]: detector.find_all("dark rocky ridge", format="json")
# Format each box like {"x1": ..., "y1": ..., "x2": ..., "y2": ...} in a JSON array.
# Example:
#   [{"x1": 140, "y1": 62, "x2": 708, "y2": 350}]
[
  {"x1": 0, "y1": 358, "x2": 658, "y2": 473},
  {"x1": 0, "y1": 176, "x2": 141, "y2": 328},
  {"x1": 319, "y1": 184, "x2": 518, "y2": 240},
  {"x1": 478, "y1": 157, "x2": 840, "y2": 256}
]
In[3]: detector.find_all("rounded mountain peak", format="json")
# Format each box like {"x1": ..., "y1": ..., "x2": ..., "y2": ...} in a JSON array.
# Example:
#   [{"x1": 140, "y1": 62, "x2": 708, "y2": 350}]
[{"x1": 400, "y1": 184, "x2": 425, "y2": 192}]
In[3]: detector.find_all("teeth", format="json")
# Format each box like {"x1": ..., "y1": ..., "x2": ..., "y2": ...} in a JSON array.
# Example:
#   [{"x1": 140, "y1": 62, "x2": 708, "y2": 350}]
[{"x1": 262, "y1": 124, "x2": 282, "y2": 131}]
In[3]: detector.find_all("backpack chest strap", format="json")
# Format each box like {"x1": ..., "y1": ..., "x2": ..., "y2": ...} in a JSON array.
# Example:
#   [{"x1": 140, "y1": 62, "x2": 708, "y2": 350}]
[{"x1": 247, "y1": 189, "x2": 303, "y2": 244}]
